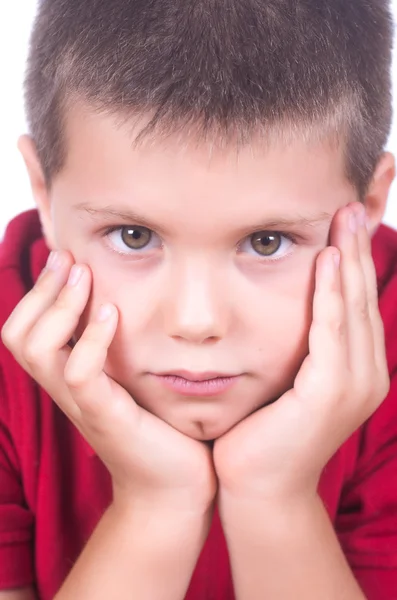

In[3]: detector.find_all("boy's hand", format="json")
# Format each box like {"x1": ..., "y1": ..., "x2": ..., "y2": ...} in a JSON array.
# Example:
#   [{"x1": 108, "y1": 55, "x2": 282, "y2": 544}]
[
  {"x1": 214, "y1": 202, "x2": 390, "y2": 502},
  {"x1": 1, "y1": 254, "x2": 216, "y2": 513}
]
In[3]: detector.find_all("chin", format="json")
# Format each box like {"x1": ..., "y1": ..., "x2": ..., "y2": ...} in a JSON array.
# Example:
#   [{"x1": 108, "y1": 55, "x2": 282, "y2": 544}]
[
  {"x1": 188, "y1": 429, "x2": 219, "y2": 442},
  {"x1": 172, "y1": 418, "x2": 237, "y2": 441}
]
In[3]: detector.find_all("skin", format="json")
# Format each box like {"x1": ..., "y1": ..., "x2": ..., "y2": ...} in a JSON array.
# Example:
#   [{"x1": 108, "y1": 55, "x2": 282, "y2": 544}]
[
  {"x1": 2, "y1": 104, "x2": 395, "y2": 599},
  {"x1": 17, "y1": 105, "x2": 395, "y2": 442},
  {"x1": 214, "y1": 201, "x2": 393, "y2": 599}
]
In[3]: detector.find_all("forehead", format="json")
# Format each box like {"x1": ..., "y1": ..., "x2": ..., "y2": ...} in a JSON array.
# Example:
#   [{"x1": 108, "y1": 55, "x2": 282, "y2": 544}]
[{"x1": 57, "y1": 103, "x2": 354, "y2": 218}]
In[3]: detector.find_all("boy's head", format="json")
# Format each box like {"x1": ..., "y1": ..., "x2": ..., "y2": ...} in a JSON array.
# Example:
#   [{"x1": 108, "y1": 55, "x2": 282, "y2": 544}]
[{"x1": 19, "y1": 0, "x2": 395, "y2": 440}]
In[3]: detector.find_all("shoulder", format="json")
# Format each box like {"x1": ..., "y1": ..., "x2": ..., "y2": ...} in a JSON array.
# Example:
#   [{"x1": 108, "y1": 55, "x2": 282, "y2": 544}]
[
  {"x1": 0, "y1": 210, "x2": 48, "y2": 438},
  {"x1": 0, "y1": 213, "x2": 50, "y2": 593},
  {"x1": 0, "y1": 210, "x2": 48, "y2": 327}
]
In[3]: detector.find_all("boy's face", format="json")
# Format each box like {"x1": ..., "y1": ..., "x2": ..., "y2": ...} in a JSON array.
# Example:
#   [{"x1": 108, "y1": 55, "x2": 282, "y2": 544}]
[{"x1": 34, "y1": 107, "x2": 364, "y2": 440}]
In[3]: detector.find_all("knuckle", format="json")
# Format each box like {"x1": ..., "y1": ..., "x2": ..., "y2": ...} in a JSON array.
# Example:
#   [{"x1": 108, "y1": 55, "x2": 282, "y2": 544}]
[
  {"x1": 23, "y1": 338, "x2": 43, "y2": 366},
  {"x1": 53, "y1": 293, "x2": 72, "y2": 314},
  {"x1": 64, "y1": 363, "x2": 88, "y2": 389},
  {"x1": 1, "y1": 321, "x2": 15, "y2": 350},
  {"x1": 81, "y1": 326, "x2": 103, "y2": 346},
  {"x1": 23, "y1": 331, "x2": 52, "y2": 367},
  {"x1": 329, "y1": 317, "x2": 345, "y2": 337},
  {"x1": 64, "y1": 349, "x2": 96, "y2": 390},
  {"x1": 367, "y1": 287, "x2": 379, "y2": 307},
  {"x1": 319, "y1": 293, "x2": 345, "y2": 336},
  {"x1": 326, "y1": 301, "x2": 345, "y2": 336},
  {"x1": 31, "y1": 275, "x2": 51, "y2": 296},
  {"x1": 76, "y1": 327, "x2": 108, "y2": 361},
  {"x1": 378, "y1": 371, "x2": 390, "y2": 401},
  {"x1": 352, "y1": 295, "x2": 369, "y2": 320},
  {"x1": 64, "y1": 343, "x2": 105, "y2": 391},
  {"x1": 363, "y1": 371, "x2": 390, "y2": 411},
  {"x1": 53, "y1": 292, "x2": 83, "y2": 322}
]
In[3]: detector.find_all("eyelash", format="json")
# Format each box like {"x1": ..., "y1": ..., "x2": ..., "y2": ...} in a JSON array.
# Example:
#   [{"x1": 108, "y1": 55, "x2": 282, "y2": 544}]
[
  {"x1": 101, "y1": 225, "x2": 300, "y2": 262},
  {"x1": 239, "y1": 231, "x2": 298, "y2": 262}
]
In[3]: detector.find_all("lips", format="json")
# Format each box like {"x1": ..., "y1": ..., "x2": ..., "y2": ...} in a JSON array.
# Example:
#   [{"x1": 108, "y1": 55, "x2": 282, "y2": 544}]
[
  {"x1": 153, "y1": 371, "x2": 241, "y2": 397},
  {"x1": 156, "y1": 369, "x2": 237, "y2": 382}
]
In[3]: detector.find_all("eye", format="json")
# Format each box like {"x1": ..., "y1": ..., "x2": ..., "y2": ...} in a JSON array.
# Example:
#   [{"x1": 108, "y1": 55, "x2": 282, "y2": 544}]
[
  {"x1": 239, "y1": 231, "x2": 295, "y2": 260},
  {"x1": 104, "y1": 226, "x2": 162, "y2": 254}
]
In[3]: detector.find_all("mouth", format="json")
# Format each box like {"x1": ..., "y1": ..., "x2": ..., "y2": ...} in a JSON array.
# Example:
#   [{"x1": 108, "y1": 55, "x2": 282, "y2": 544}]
[
  {"x1": 152, "y1": 370, "x2": 241, "y2": 397},
  {"x1": 157, "y1": 369, "x2": 239, "y2": 381}
]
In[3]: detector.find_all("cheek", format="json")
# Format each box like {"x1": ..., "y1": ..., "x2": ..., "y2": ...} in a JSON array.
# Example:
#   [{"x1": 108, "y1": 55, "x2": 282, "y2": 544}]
[
  {"x1": 73, "y1": 269, "x2": 136, "y2": 339},
  {"x1": 74, "y1": 267, "x2": 161, "y2": 358},
  {"x1": 248, "y1": 266, "x2": 315, "y2": 379}
]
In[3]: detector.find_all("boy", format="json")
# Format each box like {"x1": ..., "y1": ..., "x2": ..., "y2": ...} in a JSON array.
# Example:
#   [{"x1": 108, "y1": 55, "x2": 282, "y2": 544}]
[{"x1": 0, "y1": 0, "x2": 397, "y2": 598}]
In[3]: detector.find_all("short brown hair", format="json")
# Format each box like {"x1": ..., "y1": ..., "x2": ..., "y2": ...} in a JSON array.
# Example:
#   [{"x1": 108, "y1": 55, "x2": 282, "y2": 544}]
[{"x1": 25, "y1": 0, "x2": 394, "y2": 197}]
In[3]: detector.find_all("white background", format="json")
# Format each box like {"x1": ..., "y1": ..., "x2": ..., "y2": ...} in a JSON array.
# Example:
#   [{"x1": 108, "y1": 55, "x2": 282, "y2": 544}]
[{"x1": 0, "y1": 1, "x2": 397, "y2": 236}]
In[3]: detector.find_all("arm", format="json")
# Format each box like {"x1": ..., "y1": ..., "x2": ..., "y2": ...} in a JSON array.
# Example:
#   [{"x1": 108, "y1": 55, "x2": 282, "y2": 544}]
[
  {"x1": 220, "y1": 492, "x2": 365, "y2": 600},
  {"x1": 1, "y1": 252, "x2": 216, "y2": 600},
  {"x1": 0, "y1": 589, "x2": 36, "y2": 600},
  {"x1": 214, "y1": 204, "x2": 387, "y2": 600},
  {"x1": 55, "y1": 501, "x2": 211, "y2": 600},
  {"x1": 0, "y1": 502, "x2": 211, "y2": 600}
]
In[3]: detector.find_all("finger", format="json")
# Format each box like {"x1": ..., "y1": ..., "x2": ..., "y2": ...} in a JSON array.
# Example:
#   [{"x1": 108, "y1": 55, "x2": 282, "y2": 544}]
[
  {"x1": 331, "y1": 204, "x2": 374, "y2": 376},
  {"x1": 18, "y1": 264, "x2": 92, "y2": 421},
  {"x1": 64, "y1": 304, "x2": 133, "y2": 430},
  {"x1": 1, "y1": 251, "x2": 74, "y2": 365},
  {"x1": 23, "y1": 264, "x2": 92, "y2": 377},
  {"x1": 306, "y1": 247, "x2": 347, "y2": 392},
  {"x1": 64, "y1": 305, "x2": 156, "y2": 484},
  {"x1": 354, "y1": 205, "x2": 388, "y2": 371}
]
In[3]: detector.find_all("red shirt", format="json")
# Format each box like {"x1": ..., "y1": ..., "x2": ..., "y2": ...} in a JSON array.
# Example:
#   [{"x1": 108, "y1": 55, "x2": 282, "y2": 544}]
[{"x1": 0, "y1": 210, "x2": 397, "y2": 599}]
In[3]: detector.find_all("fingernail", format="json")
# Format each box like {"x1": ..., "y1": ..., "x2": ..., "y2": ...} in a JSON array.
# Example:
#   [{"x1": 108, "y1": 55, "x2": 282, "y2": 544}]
[
  {"x1": 97, "y1": 304, "x2": 114, "y2": 322},
  {"x1": 333, "y1": 252, "x2": 340, "y2": 268},
  {"x1": 348, "y1": 211, "x2": 357, "y2": 233},
  {"x1": 67, "y1": 265, "x2": 84, "y2": 287},
  {"x1": 47, "y1": 251, "x2": 61, "y2": 270}
]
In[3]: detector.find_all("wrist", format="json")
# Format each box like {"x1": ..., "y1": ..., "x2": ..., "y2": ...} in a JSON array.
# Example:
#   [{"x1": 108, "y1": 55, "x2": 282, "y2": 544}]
[
  {"x1": 109, "y1": 497, "x2": 214, "y2": 562},
  {"x1": 113, "y1": 483, "x2": 216, "y2": 519},
  {"x1": 218, "y1": 486, "x2": 320, "y2": 523},
  {"x1": 112, "y1": 488, "x2": 215, "y2": 528},
  {"x1": 217, "y1": 470, "x2": 320, "y2": 506}
]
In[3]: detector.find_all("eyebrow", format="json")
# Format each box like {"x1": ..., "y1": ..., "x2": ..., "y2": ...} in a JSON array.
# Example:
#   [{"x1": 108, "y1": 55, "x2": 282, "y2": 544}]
[
  {"x1": 74, "y1": 202, "x2": 333, "y2": 235},
  {"x1": 74, "y1": 202, "x2": 169, "y2": 235}
]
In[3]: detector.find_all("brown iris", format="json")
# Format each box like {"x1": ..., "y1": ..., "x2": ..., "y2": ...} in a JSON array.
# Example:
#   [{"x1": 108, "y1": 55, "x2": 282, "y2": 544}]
[
  {"x1": 121, "y1": 226, "x2": 151, "y2": 249},
  {"x1": 251, "y1": 232, "x2": 282, "y2": 256}
]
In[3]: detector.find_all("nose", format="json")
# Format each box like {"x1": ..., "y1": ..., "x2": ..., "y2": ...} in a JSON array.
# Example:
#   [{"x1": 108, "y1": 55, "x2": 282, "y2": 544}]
[{"x1": 163, "y1": 260, "x2": 229, "y2": 344}]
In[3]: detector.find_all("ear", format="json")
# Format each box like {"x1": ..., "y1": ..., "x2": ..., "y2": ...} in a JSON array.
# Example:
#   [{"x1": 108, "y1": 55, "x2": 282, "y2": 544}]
[
  {"x1": 364, "y1": 152, "x2": 395, "y2": 235},
  {"x1": 18, "y1": 135, "x2": 57, "y2": 250}
]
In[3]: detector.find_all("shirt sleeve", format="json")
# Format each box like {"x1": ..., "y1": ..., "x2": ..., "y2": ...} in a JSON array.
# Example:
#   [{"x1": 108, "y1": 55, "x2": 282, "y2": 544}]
[
  {"x1": 335, "y1": 372, "x2": 397, "y2": 599},
  {"x1": 0, "y1": 366, "x2": 35, "y2": 590}
]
